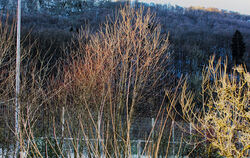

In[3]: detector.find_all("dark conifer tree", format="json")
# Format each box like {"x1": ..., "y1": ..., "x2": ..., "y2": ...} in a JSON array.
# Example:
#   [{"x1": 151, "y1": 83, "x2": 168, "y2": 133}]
[{"x1": 231, "y1": 30, "x2": 246, "y2": 65}]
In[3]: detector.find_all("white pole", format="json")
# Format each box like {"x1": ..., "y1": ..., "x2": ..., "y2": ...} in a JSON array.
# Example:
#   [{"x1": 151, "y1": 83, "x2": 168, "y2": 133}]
[{"x1": 15, "y1": 0, "x2": 21, "y2": 157}]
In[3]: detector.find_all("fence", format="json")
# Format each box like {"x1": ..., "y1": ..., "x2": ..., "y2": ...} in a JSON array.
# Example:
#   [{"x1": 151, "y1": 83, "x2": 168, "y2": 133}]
[{"x1": 0, "y1": 102, "x2": 198, "y2": 157}]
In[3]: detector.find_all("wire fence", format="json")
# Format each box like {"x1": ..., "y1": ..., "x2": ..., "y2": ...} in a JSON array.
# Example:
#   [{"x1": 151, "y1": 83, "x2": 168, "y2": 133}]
[{"x1": 0, "y1": 102, "x2": 201, "y2": 157}]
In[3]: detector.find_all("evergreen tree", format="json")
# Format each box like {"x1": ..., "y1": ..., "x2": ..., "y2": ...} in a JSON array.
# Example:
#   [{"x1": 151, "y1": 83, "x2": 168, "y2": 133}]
[{"x1": 231, "y1": 30, "x2": 246, "y2": 65}]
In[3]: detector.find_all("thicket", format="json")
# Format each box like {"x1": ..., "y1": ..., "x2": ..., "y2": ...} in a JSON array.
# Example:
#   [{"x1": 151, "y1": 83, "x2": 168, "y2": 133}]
[
  {"x1": 0, "y1": 3, "x2": 249, "y2": 157},
  {"x1": 0, "y1": 5, "x2": 180, "y2": 157}
]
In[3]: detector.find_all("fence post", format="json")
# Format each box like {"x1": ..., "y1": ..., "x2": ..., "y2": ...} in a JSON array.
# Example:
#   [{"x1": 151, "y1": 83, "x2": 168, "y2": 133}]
[
  {"x1": 152, "y1": 118, "x2": 155, "y2": 138},
  {"x1": 189, "y1": 123, "x2": 192, "y2": 135},
  {"x1": 205, "y1": 125, "x2": 207, "y2": 153},
  {"x1": 137, "y1": 140, "x2": 141, "y2": 157},
  {"x1": 60, "y1": 106, "x2": 65, "y2": 158},
  {"x1": 172, "y1": 120, "x2": 175, "y2": 156}
]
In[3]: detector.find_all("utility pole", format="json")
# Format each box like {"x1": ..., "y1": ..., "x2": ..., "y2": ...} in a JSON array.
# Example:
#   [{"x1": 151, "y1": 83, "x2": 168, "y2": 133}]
[{"x1": 15, "y1": 0, "x2": 21, "y2": 157}]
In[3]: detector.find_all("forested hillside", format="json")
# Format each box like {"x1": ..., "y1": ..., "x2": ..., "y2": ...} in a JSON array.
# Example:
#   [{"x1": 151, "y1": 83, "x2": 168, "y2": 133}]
[{"x1": 2, "y1": 1, "x2": 249, "y2": 69}]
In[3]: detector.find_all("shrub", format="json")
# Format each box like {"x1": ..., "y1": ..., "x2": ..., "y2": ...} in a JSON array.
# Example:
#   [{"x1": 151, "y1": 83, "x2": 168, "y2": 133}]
[
  {"x1": 180, "y1": 56, "x2": 250, "y2": 158},
  {"x1": 59, "y1": 5, "x2": 176, "y2": 157}
]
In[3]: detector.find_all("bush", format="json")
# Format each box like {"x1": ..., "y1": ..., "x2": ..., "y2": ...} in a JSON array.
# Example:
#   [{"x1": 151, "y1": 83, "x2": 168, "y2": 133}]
[
  {"x1": 58, "y1": 5, "x2": 176, "y2": 157},
  {"x1": 180, "y1": 56, "x2": 250, "y2": 158}
]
